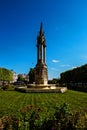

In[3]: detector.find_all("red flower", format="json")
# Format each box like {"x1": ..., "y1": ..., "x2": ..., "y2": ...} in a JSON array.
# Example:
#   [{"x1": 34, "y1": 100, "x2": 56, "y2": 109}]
[
  {"x1": 30, "y1": 105, "x2": 34, "y2": 109},
  {"x1": 37, "y1": 108, "x2": 41, "y2": 112},
  {"x1": 35, "y1": 114, "x2": 39, "y2": 120},
  {"x1": 20, "y1": 109, "x2": 25, "y2": 113},
  {"x1": 25, "y1": 106, "x2": 30, "y2": 111}
]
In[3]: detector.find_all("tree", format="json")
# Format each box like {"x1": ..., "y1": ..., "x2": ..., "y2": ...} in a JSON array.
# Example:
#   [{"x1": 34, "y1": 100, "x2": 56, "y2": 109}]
[
  {"x1": 48, "y1": 78, "x2": 58, "y2": 84},
  {"x1": 60, "y1": 64, "x2": 87, "y2": 84},
  {"x1": 0, "y1": 68, "x2": 13, "y2": 83},
  {"x1": 17, "y1": 74, "x2": 25, "y2": 82},
  {"x1": 28, "y1": 68, "x2": 35, "y2": 83}
]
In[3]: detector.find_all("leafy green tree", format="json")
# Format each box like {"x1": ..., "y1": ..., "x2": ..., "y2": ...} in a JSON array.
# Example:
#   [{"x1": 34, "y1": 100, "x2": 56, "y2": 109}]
[
  {"x1": 0, "y1": 68, "x2": 13, "y2": 83},
  {"x1": 28, "y1": 68, "x2": 35, "y2": 83},
  {"x1": 48, "y1": 78, "x2": 58, "y2": 84}
]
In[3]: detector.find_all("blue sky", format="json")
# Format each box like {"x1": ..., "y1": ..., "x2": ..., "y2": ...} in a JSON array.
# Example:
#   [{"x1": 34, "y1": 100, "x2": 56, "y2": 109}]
[{"x1": 0, "y1": 0, "x2": 87, "y2": 79}]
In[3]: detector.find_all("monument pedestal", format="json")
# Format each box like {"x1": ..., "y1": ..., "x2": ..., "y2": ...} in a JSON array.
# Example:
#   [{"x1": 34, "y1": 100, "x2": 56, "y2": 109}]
[
  {"x1": 16, "y1": 86, "x2": 67, "y2": 93},
  {"x1": 27, "y1": 84, "x2": 50, "y2": 88},
  {"x1": 35, "y1": 63, "x2": 48, "y2": 86}
]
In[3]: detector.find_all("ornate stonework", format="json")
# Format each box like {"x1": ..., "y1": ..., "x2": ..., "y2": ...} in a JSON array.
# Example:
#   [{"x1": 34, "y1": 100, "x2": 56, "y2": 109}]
[{"x1": 35, "y1": 23, "x2": 48, "y2": 85}]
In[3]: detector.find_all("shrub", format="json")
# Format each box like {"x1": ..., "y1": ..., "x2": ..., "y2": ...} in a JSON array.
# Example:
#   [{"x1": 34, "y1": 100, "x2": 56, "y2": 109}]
[
  {"x1": 0, "y1": 103, "x2": 87, "y2": 129},
  {"x1": 19, "y1": 103, "x2": 87, "y2": 130},
  {"x1": 0, "y1": 116, "x2": 20, "y2": 130},
  {"x1": 1, "y1": 84, "x2": 15, "y2": 91}
]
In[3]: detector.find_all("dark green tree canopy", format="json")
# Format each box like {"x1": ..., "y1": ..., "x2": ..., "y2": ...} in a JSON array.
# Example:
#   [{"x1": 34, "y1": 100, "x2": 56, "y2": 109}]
[
  {"x1": 17, "y1": 74, "x2": 25, "y2": 82},
  {"x1": 60, "y1": 64, "x2": 87, "y2": 83},
  {"x1": 28, "y1": 68, "x2": 35, "y2": 83}
]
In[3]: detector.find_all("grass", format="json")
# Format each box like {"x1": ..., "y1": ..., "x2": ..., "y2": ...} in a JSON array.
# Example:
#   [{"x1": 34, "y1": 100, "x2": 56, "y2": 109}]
[{"x1": 0, "y1": 90, "x2": 87, "y2": 118}]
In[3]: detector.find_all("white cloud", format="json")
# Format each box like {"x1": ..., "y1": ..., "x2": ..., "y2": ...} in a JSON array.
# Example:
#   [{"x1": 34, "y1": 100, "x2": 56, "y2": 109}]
[
  {"x1": 52, "y1": 60, "x2": 60, "y2": 63},
  {"x1": 61, "y1": 64, "x2": 70, "y2": 67},
  {"x1": 51, "y1": 68, "x2": 59, "y2": 71}
]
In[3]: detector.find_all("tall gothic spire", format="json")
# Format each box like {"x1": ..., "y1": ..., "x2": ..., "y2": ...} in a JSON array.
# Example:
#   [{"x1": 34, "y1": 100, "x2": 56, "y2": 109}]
[
  {"x1": 40, "y1": 22, "x2": 43, "y2": 35},
  {"x1": 35, "y1": 23, "x2": 48, "y2": 85}
]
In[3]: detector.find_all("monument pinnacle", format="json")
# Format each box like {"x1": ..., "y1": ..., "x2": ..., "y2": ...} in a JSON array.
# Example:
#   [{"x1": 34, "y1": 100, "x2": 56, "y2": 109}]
[{"x1": 40, "y1": 22, "x2": 43, "y2": 35}]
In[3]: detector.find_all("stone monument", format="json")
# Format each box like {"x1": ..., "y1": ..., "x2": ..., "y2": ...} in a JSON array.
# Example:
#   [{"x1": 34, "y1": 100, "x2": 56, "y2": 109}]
[
  {"x1": 35, "y1": 22, "x2": 48, "y2": 86},
  {"x1": 16, "y1": 23, "x2": 67, "y2": 92}
]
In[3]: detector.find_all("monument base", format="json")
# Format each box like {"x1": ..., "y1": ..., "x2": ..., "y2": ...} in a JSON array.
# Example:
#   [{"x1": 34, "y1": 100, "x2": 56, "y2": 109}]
[
  {"x1": 27, "y1": 84, "x2": 50, "y2": 88},
  {"x1": 15, "y1": 85, "x2": 67, "y2": 93}
]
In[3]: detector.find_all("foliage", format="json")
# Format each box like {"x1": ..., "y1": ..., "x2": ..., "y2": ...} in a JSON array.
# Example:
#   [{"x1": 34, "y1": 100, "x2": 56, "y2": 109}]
[
  {"x1": 28, "y1": 68, "x2": 35, "y2": 83},
  {"x1": 17, "y1": 74, "x2": 25, "y2": 82},
  {"x1": 19, "y1": 105, "x2": 42, "y2": 130},
  {"x1": 0, "y1": 103, "x2": 87, "y2": 129},
  {"x1": 60, "y1": 64, "x2": 87, "y2": 83},
  {"x1": 60, "y1": 64, "x2": 87, "y2": 91},
  {"x1": 0, "y1": 68, "x2": 13, "y2": 82},
  {"x1": 0, "y1": 116, "x2": 20, "y2": 130},
  {"x1": 0, "y1": 90, "x2": 87, "y2": 129},
  {"x1": 1, "y1": 84, "x2": 15, "y2": 90},
  {"x1": 48, "y1": 78, "x2": 59, "y2": 84}
]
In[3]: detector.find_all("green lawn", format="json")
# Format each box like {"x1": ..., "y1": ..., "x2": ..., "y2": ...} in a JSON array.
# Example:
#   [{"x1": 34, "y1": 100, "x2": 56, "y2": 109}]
[{"x1": 0, "y1": 90, "x2": 87, "y2": 118}]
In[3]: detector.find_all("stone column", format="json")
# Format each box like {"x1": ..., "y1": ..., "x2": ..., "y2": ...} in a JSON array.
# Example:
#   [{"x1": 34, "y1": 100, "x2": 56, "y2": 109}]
[
  {"x1": 37, "y1": 45, "x2": 39, "y2": 63},
  {"x1": 39, "y1": 44, "x2": 42, "y2": 61},
  {"x1": 43, "y1": 46, "x2": 46, "y2": 63},
  {"x1": 42, "y1": 45, "x2": 43, "y2": 63}
]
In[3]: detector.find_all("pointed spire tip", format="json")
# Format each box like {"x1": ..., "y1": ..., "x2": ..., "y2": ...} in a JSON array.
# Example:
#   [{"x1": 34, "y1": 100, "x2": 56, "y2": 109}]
[{"x1": 40, "y1": 22, "x2": 43, "y2": 34}]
